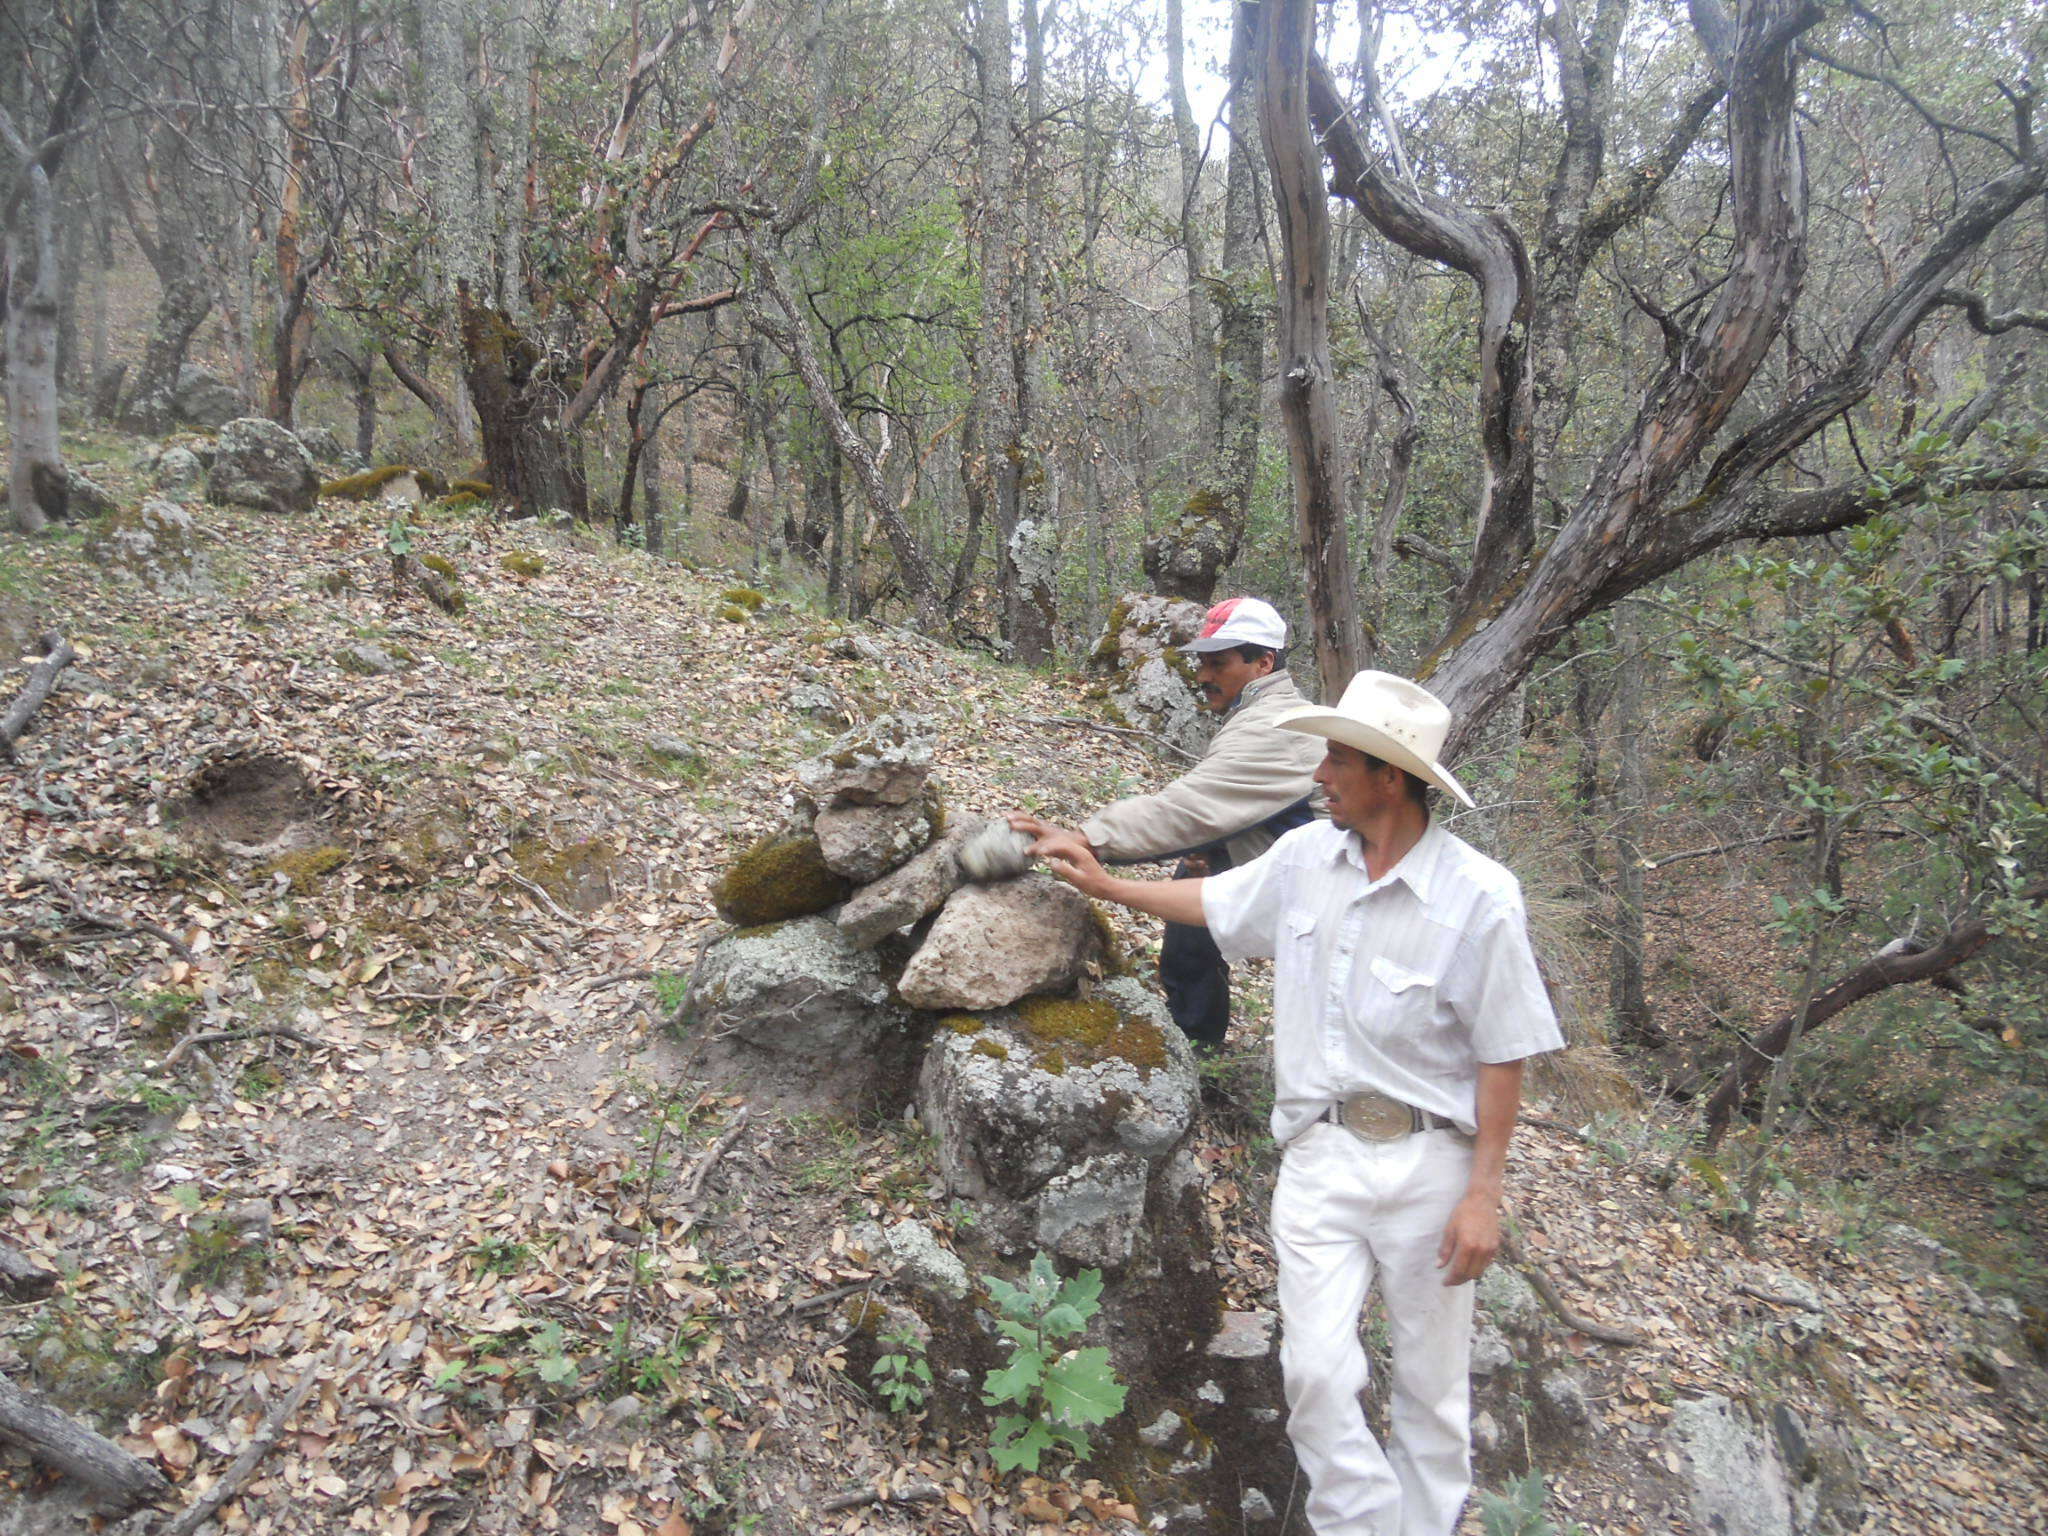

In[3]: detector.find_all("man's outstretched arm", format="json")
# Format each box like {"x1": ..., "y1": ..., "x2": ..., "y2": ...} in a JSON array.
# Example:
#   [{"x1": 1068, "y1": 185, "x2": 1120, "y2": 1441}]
[{"x1": 1010, "y1": 814, "x2": 1210, "y2": 927}]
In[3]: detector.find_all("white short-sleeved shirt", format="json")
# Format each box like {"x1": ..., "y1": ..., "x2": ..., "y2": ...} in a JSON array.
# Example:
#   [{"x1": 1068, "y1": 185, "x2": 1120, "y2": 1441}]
[{"x1": 1201, "y1": 819, "x2": 1564, "y2": 1143}]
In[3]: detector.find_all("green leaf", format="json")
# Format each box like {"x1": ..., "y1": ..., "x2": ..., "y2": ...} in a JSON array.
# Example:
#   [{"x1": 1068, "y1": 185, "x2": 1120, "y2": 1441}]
[
  {"x1": 982, "y1": 1346, "x2": 1047, "y2": 1406},
  {"x1": 994, "y1": 1318, "x2": 1041, "y2": 1348},
  {"x1": 990, "y1": 1415, "x2": 1060, "y2": 1473},
  {"x1": 536, "y1": 1355, "x2": 577, "y2": 1385},
  {"x1": 1037, "y1": 1303, "x2": 1088, "y2": 1340},
  {"x1": 1041, "y1": 1347, "x2": 1126, "y2": 1427},
  {"x1": 983, "y1": 1274, "x2": 1032, "y2": 1320},
  {"x1": 1053, "y1": 1266, "x2": 1104, "y2": 1323}
]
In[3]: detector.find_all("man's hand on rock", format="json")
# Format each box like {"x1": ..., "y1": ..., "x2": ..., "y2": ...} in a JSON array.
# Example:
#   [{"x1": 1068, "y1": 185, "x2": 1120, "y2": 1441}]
[{"x1": 1025, "y1": 828, "x2": 1116, "y2": 900}]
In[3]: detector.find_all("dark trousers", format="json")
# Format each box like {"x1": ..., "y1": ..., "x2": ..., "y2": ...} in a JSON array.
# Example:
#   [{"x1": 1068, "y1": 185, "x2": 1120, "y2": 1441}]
[{"x1": 1160, "y1": 851, "x2": 1232, "y2": 1051}]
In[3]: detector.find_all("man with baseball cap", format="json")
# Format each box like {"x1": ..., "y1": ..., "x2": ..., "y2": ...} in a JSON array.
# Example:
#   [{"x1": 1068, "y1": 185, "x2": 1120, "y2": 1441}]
[
  {"x1": 1023, "y1": 670, "x2": 1564, "y2": 1536},
  {"x1": 1010, "y1": 596, "x2": 1323, "y2": 1053}
]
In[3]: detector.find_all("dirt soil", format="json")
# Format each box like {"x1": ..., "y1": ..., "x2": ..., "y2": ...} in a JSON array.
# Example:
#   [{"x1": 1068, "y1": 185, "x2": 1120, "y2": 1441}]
[{"x1": 3, "y1": 481, "x2": 2044, "y2": 1536}]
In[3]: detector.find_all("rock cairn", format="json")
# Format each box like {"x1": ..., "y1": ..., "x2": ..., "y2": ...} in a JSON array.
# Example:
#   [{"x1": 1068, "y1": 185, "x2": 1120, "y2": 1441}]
[{"x1": 692, "y1": 712, "x2": 1300, "y2": 1530}]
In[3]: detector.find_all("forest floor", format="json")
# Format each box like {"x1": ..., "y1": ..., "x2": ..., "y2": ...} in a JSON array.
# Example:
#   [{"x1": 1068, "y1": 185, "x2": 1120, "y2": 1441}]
[{"x1": 2, "y1": 445, "x2": 2045, "y2": 1536}]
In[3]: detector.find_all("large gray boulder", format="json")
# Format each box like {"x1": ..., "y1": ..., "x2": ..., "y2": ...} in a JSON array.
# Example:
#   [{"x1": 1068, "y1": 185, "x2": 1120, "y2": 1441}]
[
  {"x1": 83, "y1": 498, "x2": 213, "y2": 595},
  {"x1": 794, "y1": 713, "x2": 935, "y2": 807},
  {"x1": 207, "y1": 418, "x2": 319, "y2": 513},
  {"x1": 837, "y1": 817, "x2": 982, "y2": 948},
  {"x1": 1084, "y1": 593, "x2": 1213, "y2": 758},
  {"x1": 896, "y1": 874, "x2": 1103, "y2": 1011},
  {"x1": 814, "y1": 792, "x2": 936, "y2": 882},
  {"x1": 207, "y1": 417, "x2": 319, "y2": 513},
  {"x1": 917, "y1": 977, "x2": 1198, "y2": 1267},
  {"x1": 173, "y1": 364, "x2": 244, "y2": 429},
  {"x1": 693, "y1": 916, "x2": 909, "y2": 1104}
]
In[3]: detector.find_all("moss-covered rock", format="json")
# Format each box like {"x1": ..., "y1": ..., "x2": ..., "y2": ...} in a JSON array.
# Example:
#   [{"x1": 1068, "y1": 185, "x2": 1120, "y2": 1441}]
[
  {"x1": 450, "y1": 477, "x2": 492, "y2": 498},
  {"x1": 420, "y1": 552, "x2": 460, "y2": 581},
  {"x1": 320, "y1": 464, "x2": 421, "y2": 500},
  {"x1": 717, "y1": 603, "x2": 751, "y2": 623},
  {"x1": 713, "y1": 826, "x2": 852, "y2": 927},
  {"x1": 500, "y1": 550, "x2": 546, "y2": 578},
  {"x1": 721, "y1": 586, "x2": 767, "y2": 611}
]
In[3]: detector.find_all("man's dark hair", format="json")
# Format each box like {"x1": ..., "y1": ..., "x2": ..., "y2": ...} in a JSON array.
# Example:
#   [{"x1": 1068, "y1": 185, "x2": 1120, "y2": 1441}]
[
  {"x1": 1360, "y1": 750, "x2": 1432, "y2": 810},
  {"x1": 1231, "y1": 642, "x2": 1286, "y2": 669}
]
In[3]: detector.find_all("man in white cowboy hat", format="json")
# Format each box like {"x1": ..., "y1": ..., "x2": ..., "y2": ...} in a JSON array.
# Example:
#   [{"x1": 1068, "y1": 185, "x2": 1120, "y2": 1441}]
[
  {"x1": 1024, "y1": 670, "x2": 1564, "y2": 1536},
  {"x1": 1009, "y1": 596, "x2": 1323, "y2": 1054}
]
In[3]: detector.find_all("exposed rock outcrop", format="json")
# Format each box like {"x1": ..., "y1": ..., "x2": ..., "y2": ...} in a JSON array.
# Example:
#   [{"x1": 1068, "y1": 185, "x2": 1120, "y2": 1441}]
[
  {"x1": 83, "y1": 499, "x2": 213, "y2": 595},
  {"x1": 1084, "y1": 594, "x2": 1211, "y2": 758}
]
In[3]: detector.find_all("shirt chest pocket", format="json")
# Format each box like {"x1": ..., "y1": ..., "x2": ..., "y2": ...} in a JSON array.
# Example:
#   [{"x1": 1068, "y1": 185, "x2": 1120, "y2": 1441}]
[{"x1": 1365, "y1": 953, "x2": 1441, "y2": 1034}]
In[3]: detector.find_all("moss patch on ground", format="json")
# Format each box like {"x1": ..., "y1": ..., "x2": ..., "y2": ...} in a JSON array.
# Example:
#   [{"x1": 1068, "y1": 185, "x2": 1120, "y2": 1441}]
[{"x1": 261, "y1": 843, "x2": 349, "y2": 893}]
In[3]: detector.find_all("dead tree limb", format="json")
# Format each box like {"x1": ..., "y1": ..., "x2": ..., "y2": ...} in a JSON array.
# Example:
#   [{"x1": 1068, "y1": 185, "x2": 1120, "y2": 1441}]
[
  {"x1": 159, "y1": 1351, "x2": 328, "y2": 1536},
  {"x1": 0, "y1": 1371, "x2": 169, "y2": 1505},
  {"x1": 675, "y1": 1106, "x2": 751, "y2": 1208},
  {"x1": 1501, "y1": 1229, "x2": 1649, "y2": 1347},
  {"x1": 391, "y1": 553, "x2": 464, "y2": 615},
  {"x1": 162, "y1": 1025, "x2": 328, "y2": 1069},
  {"x1": 1701, "y1": 884, "x2": 2048, "y2": 1147},
  {"x1": 819, "y1": 1481, "x2": 945, "y2": 1514},
  {"x1": 0, "y1": 631, "x2": 75, "y2": 759},
  {"x1": 0, "y1": 1239, "x2": 58, "y2": 1300},
  {"x1": 30, "y1": 873, "x2": 196, "y2": 962}
]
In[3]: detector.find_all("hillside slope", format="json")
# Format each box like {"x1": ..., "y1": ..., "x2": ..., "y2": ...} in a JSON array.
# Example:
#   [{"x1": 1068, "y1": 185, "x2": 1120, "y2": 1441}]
[{"x1": 2, "y1": 482, "x2": 2044, "y2": 1536}]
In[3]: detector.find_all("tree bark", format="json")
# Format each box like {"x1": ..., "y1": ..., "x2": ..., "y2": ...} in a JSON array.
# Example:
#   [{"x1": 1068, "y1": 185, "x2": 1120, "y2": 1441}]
[
  {"x1": 1261, "y1": 0, "x2": 1361, "y2": 697},
  {"x1": 4, "y1": 166, "x2": 65, "y2": 534},
  {"x1": 1005, "y1": 0, "x2": 1056, "y2": 662},
  {"x1": 1607, "y1": 604, "x2": 1658, "y2": 1044},
  {"x1": 969, "y1": 0, "x2": 1021, "y2": 645}
]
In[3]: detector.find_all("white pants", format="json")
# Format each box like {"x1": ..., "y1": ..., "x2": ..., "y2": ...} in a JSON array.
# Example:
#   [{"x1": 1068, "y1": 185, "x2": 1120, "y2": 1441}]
[{"x1": 1272, "y1": 1123, "x2": 1477, "y2": 1536}]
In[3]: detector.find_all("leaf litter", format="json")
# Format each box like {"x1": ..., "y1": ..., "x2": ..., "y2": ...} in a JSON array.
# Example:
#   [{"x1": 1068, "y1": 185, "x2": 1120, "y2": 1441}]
[{"x1": 0, "y1": 495, "x2": 2042, "y2": 1535}]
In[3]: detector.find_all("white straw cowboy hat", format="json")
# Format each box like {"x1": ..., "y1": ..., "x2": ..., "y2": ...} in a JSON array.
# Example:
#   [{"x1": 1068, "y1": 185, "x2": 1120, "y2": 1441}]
[{"x1": 1275, "y1": 670, "x2": 1476, "y2": 808}]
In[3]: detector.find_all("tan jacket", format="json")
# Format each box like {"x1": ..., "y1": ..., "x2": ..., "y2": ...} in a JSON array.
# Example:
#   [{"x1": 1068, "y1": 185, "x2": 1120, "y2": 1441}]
[{"x1": 1082, "y1": 671, "x2": 1325, "y2": 868}]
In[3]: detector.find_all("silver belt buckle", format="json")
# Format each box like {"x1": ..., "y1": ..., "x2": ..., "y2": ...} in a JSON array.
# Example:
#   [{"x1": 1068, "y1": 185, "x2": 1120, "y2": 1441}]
[{"x1": 1338, "y1": 1090, "x2": 1417, "y2": 1141}]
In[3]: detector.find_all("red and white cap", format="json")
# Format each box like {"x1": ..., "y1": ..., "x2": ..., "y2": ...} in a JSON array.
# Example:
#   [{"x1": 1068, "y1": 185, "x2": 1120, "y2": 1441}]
[{"x1": 1184, "y1": 596, "x2": 1288, "y2": 654}]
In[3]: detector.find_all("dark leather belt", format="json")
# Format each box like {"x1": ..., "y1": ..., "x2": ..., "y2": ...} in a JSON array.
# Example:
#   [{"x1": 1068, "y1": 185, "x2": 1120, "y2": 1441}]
[{"x1": 1321, "y1": 1090, "x2": 1461, "y2": 1141}]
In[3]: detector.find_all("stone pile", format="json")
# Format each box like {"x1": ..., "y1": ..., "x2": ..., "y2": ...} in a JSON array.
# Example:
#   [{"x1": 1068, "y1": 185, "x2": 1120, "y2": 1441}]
[
  {"x1": 694, "y1": 713, "x2": 1303, "y2": 1531},
  {"x1": 694, "y1": 711, "x2": 1199, "y2": 1271}
]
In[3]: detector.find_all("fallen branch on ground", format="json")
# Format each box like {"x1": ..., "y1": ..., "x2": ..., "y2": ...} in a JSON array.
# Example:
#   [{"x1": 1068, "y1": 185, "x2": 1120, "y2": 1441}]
[
  {"x1": 1734, "y1": 1281, "x2": 1827, "y2": 1314},
  {"x1": 819, "y1": 1481, "x2": 946, "y2": 1513},
  {"x1": 160, "y1": 1351, "x2": 329, "y2": 1536},
  {"x1": 788, "y1": 1278, "x2": 878, "y2": 1315},
  {"x1": 1501, "y1": 1231, "x2": 1649, "y2": 1347},
  {"x1": 676, "y1": 1106, "x2": 752, "y2": 1207},
  {"x1": 0, "y1": 631, "x2": 76, "y2": 760},
  {"x1": 0, "y1": 1371, "x2": 168, "y2": 1505},
  {"x1": 1025, "y1": 713, "x2": 1199, "y2": 764},
  {"x1": 29, "y1": 873, "x2": 197, "y2": 962},
  {"x1": 162, "y1": 1025, "x2": 329, "y2": 1069}
]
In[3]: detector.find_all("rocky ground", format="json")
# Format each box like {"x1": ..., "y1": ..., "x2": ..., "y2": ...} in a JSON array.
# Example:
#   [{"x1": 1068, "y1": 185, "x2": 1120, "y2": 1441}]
[{"x1": 2, "y1": 442, "x2": 2044, "y2": 1536}]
